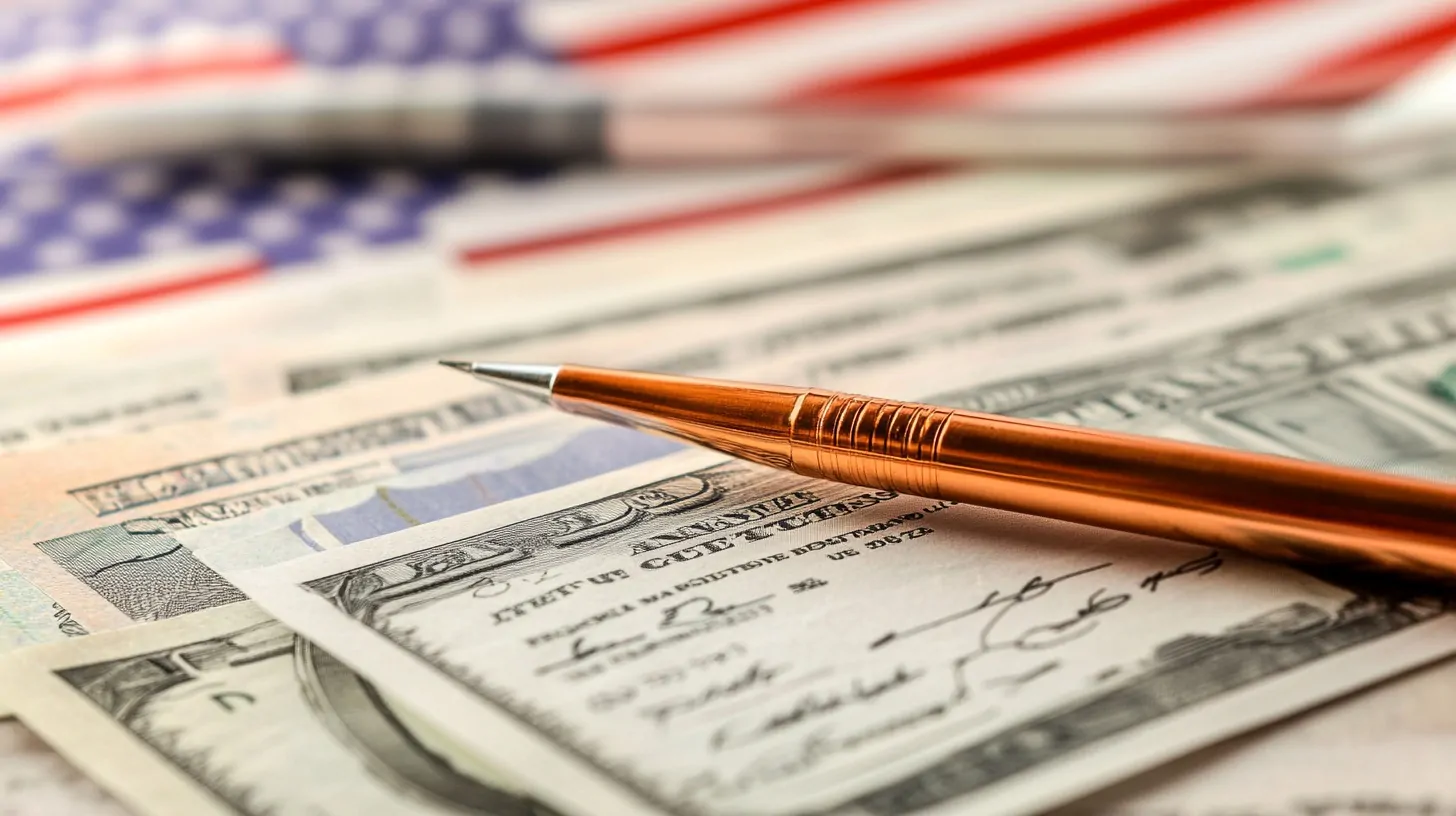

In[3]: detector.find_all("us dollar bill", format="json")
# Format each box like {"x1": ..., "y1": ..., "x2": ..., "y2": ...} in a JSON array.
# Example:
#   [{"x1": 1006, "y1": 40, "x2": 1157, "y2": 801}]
[
  {"x1": 0, "y1": 246, "x2": 447, "y2": 453},
  {"x1": 0, "y1": 162, "x2": 1355, "y2": 645},
  {"x1": 5, "y1": 162, "x2": 1454, "y2": 816},
  {"x1": 269, "y1": 162, "x2": 1423, "y2": 395},
  {"x1": 5, "y1": 601, "x2": 553, "y2": 816},
  {"x1": 922, "y1": 260, "x2": 1456, "y2": 480},
  {"x1": 228, "y1": 437, "x2": 1456, "y2": 816},
  {"x1": 219, "y1": 215, "x2": 1456, "y2": 816},
  {"x1": 0, "y1": 718, "x2": 128, "y2": 816},
  {"x1": 1056, "y1": 654, "x2": 1456, "y2": 815},
  {"x1": 0, "y1": 413, "x2": 689, "y2": 816}
]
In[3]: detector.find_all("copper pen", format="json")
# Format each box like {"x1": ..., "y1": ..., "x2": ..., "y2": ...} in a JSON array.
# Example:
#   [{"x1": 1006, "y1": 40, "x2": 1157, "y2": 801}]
[{"x1": 441, "y1": 361, "x2": 1456, "y2": 583}]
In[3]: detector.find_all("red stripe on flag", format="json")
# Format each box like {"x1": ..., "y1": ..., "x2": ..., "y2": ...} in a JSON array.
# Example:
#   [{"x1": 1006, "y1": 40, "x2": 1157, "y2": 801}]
[
  {"x1": 460, "y1": 164, "x2": 946, "y2": 267},
  {"x1": 1247, "y1": 9, "x2": 1456, "y2": 107},
  {"x1": 0, "y1": 49, "x2": 294, "y2": 115},
  {"x1": 565, "y1": 0, "x2": 896, "y2": 62},
  {"x1": 790, "y1": 0, "x2": 1302, "y2": 100},
  {"x1": 0, "y1": 260, "x2": 268, "y2": 331}
]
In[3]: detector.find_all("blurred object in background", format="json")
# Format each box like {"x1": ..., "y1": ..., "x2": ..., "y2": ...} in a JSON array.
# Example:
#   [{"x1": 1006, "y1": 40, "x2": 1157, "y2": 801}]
[
  {"x1": 0, "y1": 0, "x2": 544, "y2": 342},
  {"x1": 537, "y1": 0, "x2": 1456, "y2": 109},
  {"x1": 50, "y1": 0, "x2": 1456, "y2": 165}
]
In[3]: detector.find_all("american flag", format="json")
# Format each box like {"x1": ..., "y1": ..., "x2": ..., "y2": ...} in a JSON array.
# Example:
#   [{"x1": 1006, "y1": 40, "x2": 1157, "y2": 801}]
[
  {"x1": 0, "y1": 1, "x2": 903, "y2": 334},
  {"x1": 2, "y1": 0, "x2": 1454, "y2": 334},
  {"x1": 0, "y1": 1, "x2": 536, "y2": 331},
  {"x1": 532, "y1": 0, "x2": 1456, "y2": 110}
]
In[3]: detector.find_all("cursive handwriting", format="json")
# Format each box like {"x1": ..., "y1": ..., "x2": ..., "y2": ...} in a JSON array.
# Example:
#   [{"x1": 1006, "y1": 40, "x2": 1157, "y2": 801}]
[
  {"x1": 871, "y1": 562, "x2": 1112, "y2": 649},
  {"x1": 681, "y1": 696, "x2": 990, "y2": 805},
  {"x1": 641, "y1": 661, "x2": 790, "y2": 725},
  {"x1": 679, "y1": 567, "x2": 1144, "y2": 802},
  {"x1": 985, "y1": 660, "x2": 1060, "y2": 692},
  {"x1": 536, "y1": 633, "x2": 647, "y2": 676},
  {"x1": 1141, "y1": 548, "x2": 1222, "y2": 592},
  {"x1": 937, "y1": 585, "x2": 1132, "y2": 701},
  {"x1": 1002, "y1": 587, "x2": 1132, "y2": 651},
  {"x1": 660, "y1": 594, "x2": 776, "y2": 629},
  {"x1": 710, "y1": 665, "x2": 924, "y2": 751}
]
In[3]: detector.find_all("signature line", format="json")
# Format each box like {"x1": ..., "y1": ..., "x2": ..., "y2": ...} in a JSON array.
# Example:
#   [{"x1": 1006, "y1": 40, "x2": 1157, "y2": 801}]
[{"x1": 871, "y1": 562, "x2": 1112, "y2": 648}]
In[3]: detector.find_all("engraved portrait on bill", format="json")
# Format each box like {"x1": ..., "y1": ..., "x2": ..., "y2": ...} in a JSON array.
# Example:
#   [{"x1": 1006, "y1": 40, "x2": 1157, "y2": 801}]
[
  {"x1": 9, "y1": 602, "x2": 556, "y2": 816},
  {"x1": 232, "y1": 446, "x2": 1456, "y2": 816}
]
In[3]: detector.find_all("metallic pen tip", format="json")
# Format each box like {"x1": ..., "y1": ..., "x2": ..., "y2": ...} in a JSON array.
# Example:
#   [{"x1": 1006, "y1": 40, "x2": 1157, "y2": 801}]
[{"x1": 438, "y1": 361, "x2": 558, "y2": 403}]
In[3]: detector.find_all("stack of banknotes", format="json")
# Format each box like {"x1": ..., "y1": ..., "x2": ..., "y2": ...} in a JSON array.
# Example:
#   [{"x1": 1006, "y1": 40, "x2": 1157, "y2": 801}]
[
  {"x1": 9, "y1": 3, "x2": 1456, "y2": 816},
  {"x1": 8, "y1": 145, "x2": 1456, "y2": 815}
]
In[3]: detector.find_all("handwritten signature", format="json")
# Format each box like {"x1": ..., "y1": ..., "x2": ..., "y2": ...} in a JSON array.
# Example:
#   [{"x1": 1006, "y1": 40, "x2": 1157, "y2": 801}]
[
  {"x1": 1141, "y1": 549, "x2": 1222, "y2": 592},
  {"x1": 536, "y1": 633, "x2": 647, "y2": 676},
  {"x1": 661, "y1": 595, "x2": 776, "y2": 629},
  {"x1": 641, "y1": 660, "x2": 790, "y2": 726},
  {"x1": 709, "y1": 665, "x2": 924, "y2": 751},
  {"x1": 539, "y1": 593, "x2": 776, "y2": 678},
  {"x1": 870, "y1": 562, "x2": 1113, "y2": 649},
  {"x1": 683, "y1": 560, "x2": 1159, "y2": 801}
]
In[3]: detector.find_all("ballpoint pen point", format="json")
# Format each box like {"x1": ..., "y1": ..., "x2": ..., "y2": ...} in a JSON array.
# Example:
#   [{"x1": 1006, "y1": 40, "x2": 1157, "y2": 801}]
[{"x1": 439, "y1": 361, "x2": 558, "y2": 402}]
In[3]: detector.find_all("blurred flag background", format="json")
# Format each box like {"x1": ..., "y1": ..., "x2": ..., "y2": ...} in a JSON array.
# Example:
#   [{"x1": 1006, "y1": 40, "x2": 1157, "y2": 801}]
[{"x1": 0, "y1": 0, "x2": 1454, "y2": 337}]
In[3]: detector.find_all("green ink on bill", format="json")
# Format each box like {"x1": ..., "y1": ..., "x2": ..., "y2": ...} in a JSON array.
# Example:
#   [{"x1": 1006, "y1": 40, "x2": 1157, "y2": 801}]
[{"x1": 1428, "y1": 364, "x2": 1456, "y2": 405}]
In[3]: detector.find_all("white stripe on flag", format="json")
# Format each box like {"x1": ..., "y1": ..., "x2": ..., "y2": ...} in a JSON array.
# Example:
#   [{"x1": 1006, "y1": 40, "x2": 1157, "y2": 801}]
[
  {"x1": 558, "y1": 0, "x2": 1156, "y2": 103},
  {"x1": 925, "y1": 0, "x2": 1454, "y2": 111},
  {"x1": 527, "y1": 0, "x2": 792, "y2": 47},
  {"x1": 0, "y1": 245, "x2": 261, "y2": 315}
]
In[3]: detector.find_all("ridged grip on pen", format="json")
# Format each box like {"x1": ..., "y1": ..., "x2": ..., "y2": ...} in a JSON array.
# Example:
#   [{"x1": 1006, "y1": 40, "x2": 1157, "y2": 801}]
[{"x1": 788, "y1": 391, "x2": 954, "y2": 498}]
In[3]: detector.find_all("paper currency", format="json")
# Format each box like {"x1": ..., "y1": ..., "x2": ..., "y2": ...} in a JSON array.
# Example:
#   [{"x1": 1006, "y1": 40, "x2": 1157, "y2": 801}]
[
  {"x1": 178, "y1": 157, "x2": 1456, "y2": 581},
  {"x1": 227, "y1": 444, "x2": 1456, "y2": 816},
  {"x1": 0, "y1": 248, "x2": 448, "y2": 453},
  {"x1": 0, "y1": 163, "x2": 1305, "y2": 645},
  {"x1": 1057, "y1": 655, "x2": 1456, "y2": 815},
  {"x1": 0, "y1": 364, "x2": 541, "y2": 637},
  {"x1": 5, "y1": 601, "x2": 550, "y2": 816},
  {"x1": 220, "y1": 221, "x2": 1456, "y2": 816},
  {"x1": 6, "y1": 154, "x2": 1456, "y2": 816},
  {"x1": 221, "y1": 156, "x2": 1439, "y2": 401},
  {"x1": 906, "y1": 259, "x2": 1456, "y2": 482},
  {"x1": 167, "y1": 402, "x2": 1456, "y2": 816},
  {"x1": 0, "y1": 719, "x2": 127, "y2": 816}
]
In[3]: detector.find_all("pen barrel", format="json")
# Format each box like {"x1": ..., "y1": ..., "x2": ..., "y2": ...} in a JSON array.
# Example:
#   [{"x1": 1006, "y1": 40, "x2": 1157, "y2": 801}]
[{"x1": 787, "y1": 390, "x2": 1456, "y2": 580}]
